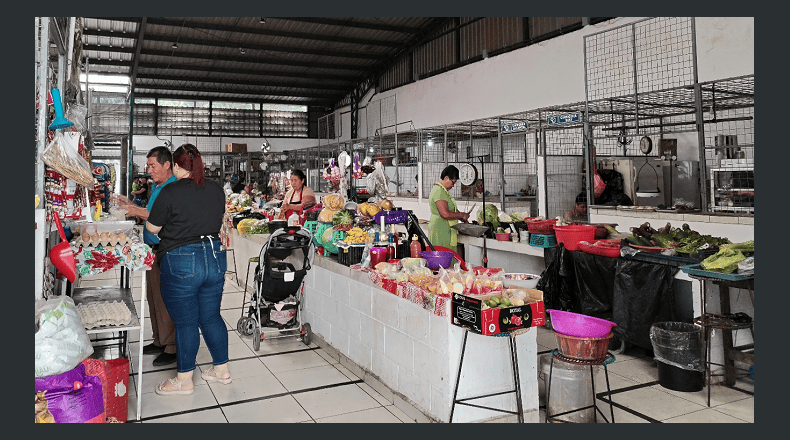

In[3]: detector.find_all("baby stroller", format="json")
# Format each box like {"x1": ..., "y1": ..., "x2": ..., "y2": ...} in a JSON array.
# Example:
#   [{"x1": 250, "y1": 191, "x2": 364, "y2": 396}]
[{"x1": 236, "y1": 226, "x2": 315, "y2": 351}]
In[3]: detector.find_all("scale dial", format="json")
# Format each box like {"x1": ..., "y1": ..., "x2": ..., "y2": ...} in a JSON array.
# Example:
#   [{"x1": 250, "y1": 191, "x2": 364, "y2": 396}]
[
  {"x1": 639, "y1": 136, "x2": 653, "y2": 155},
  {"x1": 459, "y1": 163, "x2": 478, "y2": 186}
]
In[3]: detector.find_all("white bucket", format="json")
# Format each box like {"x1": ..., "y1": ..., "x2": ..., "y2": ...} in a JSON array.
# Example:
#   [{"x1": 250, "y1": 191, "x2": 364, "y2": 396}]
[{"x1": 539, "y1": 353, "x2": 599, "y2": 423}]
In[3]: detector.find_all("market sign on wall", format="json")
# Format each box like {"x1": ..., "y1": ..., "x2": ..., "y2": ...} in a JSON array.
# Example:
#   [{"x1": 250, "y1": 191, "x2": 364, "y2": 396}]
[
  {"x1": 500, "y1": 121, "x2": 528, "y2": 134},
  {"x1": 546, "y1": 112, "x2": 581, "y2": 126}
]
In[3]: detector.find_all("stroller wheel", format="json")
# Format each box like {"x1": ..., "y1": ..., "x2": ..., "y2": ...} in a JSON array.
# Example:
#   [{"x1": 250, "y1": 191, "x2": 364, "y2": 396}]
[
  {"x1": 237, "y1": 317, "x2": 255, "y2": 336},
  {"x1": 252, "y1": 322, "x2": 261, "y2": 351},
  {"x1": 236, "y1": 317, "x2": 247, "y2": 334},
  {"x1": 301, "y1": 323, "x2": 312, "y2": 346}
]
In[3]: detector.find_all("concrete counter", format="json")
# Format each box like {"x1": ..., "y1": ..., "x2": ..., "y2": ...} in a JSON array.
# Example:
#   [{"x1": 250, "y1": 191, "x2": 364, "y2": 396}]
[{"x1": 228, "y1": 229, "x2": 541, "y2": 423}]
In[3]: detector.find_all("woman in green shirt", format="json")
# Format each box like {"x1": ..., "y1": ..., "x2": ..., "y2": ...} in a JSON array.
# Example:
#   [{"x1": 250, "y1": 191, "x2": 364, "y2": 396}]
[{"x1": 429, "y1": 165, "x2": 470, "y2": 253}]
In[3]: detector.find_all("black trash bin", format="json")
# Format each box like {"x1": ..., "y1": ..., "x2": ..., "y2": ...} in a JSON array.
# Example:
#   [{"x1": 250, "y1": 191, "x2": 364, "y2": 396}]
[{"x1": 650, "y1": 322, "x2": 705, "y2": 392}]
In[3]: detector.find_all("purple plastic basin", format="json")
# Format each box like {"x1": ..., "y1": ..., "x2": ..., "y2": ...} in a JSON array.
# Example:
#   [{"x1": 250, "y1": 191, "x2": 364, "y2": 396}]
[
  {"x1": 420, "y1": 250, "x2": 454, "y2": 269},
  {"x1": 547, "y1": 309, "x2": 617, "y2": 338}
]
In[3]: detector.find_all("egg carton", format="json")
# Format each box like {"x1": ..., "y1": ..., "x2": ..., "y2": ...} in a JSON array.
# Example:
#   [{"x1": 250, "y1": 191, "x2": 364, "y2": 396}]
[
  {"x1": 75, "y1": 231, "x2": 139, "y2": 248},
  {"x1": 76, "y1": 300, "x2": 132, "y2": 329}
]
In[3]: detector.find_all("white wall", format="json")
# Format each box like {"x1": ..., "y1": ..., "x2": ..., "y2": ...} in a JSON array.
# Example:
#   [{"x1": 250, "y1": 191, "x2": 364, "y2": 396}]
[
  {"x1": 695, "y1": 17, "x2": 754, "y2": 83},
  {"x1": 334, "y1": 17, "x2": 753, "y2": 135}
]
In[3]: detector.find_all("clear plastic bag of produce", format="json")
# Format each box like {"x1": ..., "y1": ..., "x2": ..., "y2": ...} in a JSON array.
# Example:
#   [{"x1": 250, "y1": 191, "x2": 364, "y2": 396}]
[
  {"x1": 374, "y1": 262, "x2": 400, "y2": 278},
  {"x1": 40, "y1": 131, "x2": 95, "y2": 187},
  {"x1": 737, "y1": 256, "x2": 754, "y2": 275},
  {"x1": 35, "y1": 296, "x2": 94, "y2": 378},
  {"x1": 400, "y1": 257, "x2": 427, "y2": 271},
  {"x1": 437, "y1": 266, "x2": 466, "y2": 295}
]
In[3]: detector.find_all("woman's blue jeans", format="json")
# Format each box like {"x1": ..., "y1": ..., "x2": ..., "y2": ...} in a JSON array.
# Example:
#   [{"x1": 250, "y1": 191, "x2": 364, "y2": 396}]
[{"x1": 159, "y1": 240, "x2": 228, "y2": 373}]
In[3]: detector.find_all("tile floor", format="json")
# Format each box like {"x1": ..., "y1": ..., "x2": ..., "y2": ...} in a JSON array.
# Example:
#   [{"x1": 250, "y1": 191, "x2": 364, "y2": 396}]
[{"x1": 79, "y1": 268, "x2": 754, "y2": 423}]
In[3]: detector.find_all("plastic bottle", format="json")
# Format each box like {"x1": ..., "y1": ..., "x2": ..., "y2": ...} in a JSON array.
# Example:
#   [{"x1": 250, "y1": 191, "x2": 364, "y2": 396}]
[
  {"x1": 387, "y1": 233, "x2": 396, "y2": 260},
  {"x1": 410, "y1": 234, "x2": 422, "y2": 258},
  {"x1": 287, "y1": 211, "x2": 299, "y2": 227}
]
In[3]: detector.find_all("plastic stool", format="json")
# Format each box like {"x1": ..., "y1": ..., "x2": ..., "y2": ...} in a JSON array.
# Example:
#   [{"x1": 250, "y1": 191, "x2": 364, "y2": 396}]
[
  {"x1": 224, "y1": 247, "x2": 238, "y2": 286},
  {"x1": 545, "y1": 349, "x2": 616, "y2": 423},
  {"x1": 450, "y1": 328, "x2": 529, "y2": 423}
]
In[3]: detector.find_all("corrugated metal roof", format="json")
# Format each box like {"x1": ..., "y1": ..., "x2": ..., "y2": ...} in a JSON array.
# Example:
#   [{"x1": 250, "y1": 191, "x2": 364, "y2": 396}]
[{"x1": 81, "y1": 17, "x2": 448, "y2": 109}]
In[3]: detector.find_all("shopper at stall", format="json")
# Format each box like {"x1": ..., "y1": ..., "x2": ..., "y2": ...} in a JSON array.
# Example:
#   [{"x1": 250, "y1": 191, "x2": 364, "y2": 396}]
[
  {"x1": 114, "y1": 148, "x2": 178, "y2": 367},
  {"x1": 428, "y1": 165, "x2": 470, "y2": 253},
  {"x1": 276, "y1": 169, "x2": 316, "y2": 220},
  {"x1": 131, "y1": 177, "x2": 145, "y2": 206},
  {"x1": 231, "y1": 172, "x2": 247, "y2": 193},
  {"x1": 146, "y1": 143, "x2": 231, "y2": 395}
]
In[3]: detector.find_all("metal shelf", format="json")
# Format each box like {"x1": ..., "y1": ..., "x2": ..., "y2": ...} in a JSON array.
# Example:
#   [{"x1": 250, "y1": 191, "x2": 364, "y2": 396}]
[
  {"x1": 71, "y1": 285, "x2": 141, "y2": 335},
  {"x1": 70, "y1": 271, "x2": 147, "y2": 422}
]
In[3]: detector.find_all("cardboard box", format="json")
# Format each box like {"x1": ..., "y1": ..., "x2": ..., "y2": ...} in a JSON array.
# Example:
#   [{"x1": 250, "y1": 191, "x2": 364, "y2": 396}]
[
  {"x1": 225, "y1": 143, "x2": 247, "y2": 153},
  {"x1": 451, "y1": 288, "x2": 545, "y2": 335}
]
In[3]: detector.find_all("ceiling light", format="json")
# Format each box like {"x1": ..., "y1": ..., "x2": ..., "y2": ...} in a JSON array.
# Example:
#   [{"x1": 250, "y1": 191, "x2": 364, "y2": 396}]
[
  {"x1": 259, "y1": 17, "x2": 266, "y2": 24},
  {"x1": 171, "y1": 42, "x2": 178, "y2": 50},
  {"x1": 240, "y1": 47, "x2": 247, "y2": 54}
]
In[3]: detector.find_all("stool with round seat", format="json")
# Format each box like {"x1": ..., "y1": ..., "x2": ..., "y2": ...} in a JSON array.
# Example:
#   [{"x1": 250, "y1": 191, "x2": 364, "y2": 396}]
[
  {"x1": 238, "y1": 257, "x2": 260, "y2": 322},
  {"x1": 223, "y1": 247, "x2": 238, "y2": 286},
  {"x1": 545, "y1": 348, "x2": 616, "y2": 423},
  {"x1": 449, "y1": 327, "x2": 529, "y2": 423}
]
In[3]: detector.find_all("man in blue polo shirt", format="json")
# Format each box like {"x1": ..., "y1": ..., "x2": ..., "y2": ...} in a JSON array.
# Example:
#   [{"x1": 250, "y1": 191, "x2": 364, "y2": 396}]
[{"x1": 116, "y1": 146, "x2": 178, "y2": 366}]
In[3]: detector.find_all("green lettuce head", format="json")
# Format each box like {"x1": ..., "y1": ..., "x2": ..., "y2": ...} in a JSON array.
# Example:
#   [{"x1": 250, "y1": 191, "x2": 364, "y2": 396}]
[{"x1": 477, "y1": 204, "x2": 500, "y2": 230}]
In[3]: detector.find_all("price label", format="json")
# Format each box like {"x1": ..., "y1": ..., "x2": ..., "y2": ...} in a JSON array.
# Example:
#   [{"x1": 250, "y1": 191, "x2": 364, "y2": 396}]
[{"x1": 546, "y1": 112, "x2": 581, "y2": 126}]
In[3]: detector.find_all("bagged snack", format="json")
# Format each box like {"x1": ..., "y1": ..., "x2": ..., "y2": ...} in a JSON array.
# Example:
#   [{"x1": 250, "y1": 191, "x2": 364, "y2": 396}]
[
  {"x1": 34, "y1": 364, "x2": 105, "y2": 423},
  {"x1": 40, "y1": 131, "x2": 94, "y2": 187}
]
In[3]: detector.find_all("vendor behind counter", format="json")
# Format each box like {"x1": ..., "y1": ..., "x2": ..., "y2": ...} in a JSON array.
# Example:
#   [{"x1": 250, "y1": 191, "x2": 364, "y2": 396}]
[{"x1": 428, "y1": 166, "x2": 470, "y2": 253}]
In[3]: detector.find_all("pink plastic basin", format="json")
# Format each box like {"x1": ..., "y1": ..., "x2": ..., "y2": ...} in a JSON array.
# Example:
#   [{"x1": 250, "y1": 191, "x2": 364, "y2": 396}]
[{"x1": 547, "y1": 309, "x2": 617, "y2": 338}]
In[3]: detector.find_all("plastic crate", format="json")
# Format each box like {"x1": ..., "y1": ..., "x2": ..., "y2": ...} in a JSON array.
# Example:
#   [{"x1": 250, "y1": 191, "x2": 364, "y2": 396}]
[
  {"x1": 337, "y1": 244, "x2": 365, "y2": 266},
  {"x1": 323, "y1": 230, "x2": 346, "y2": 254},
  {"x1": 578, "y1": 239, "x2": 621, "y2": 258},
  {"x1": 303, "y1": 221, "x2": 319, "y2": 241},
  {"x1": 373, "y1": 210, "x2": 409, "y2": 224},
  {"x1": 529, "y1": 233, "x2": 557, "y2": 248},
  {"x1": 624, "y1": 250, "x2": 699, "y2": 267},
  {"x1": 526, "y1": 219, "x2": 558, "y2": 235},
  {"x1": 680, "y1": 264, "x2": 754, "y2": 282}
]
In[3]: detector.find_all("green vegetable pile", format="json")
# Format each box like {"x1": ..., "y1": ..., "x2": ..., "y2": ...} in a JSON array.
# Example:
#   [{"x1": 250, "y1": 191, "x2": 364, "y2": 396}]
[
  {"x1": 477, "y1": 204, "x2": 500, "y2": 230},
  {"x1": 625, "y1": 222, "x2": 731, "y2": 254},
  {"x1": 701, "y1": 240, "x2": 754, "y2": 273},
  {"x1": 249, "y1": 224, "x2": 269, "y2": 234}
]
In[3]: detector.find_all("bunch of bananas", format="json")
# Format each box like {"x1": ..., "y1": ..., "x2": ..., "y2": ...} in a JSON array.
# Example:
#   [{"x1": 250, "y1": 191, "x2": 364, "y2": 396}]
[{"x1": 343, "y1": 227, "x2": 370, "y2": 244}]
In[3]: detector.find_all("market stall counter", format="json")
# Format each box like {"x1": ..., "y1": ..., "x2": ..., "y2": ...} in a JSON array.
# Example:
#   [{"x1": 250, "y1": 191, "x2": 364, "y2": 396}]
[{"x1": 229, "y1": 229, "x2": 542, "y2": 423}]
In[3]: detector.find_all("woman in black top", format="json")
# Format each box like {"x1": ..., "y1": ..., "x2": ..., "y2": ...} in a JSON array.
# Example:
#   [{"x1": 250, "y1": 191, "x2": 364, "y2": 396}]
[{"x1": 147, "y1": 143, "x2": 231, "y2": 395}]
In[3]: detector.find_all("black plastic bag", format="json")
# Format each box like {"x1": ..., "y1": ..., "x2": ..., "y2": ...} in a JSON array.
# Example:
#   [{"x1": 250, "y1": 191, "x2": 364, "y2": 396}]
[
  {"x1": 537, "y1": 245, "x2": 579, "y2": 312},
  {"x1": 569, "y1": 250, "x2": 618, "y2": 317},
  {"x1": 538, "y1": 245, "x2": 618, "y2": 317},
  {"x1": 612, "y1": 259, "x2": 679, "y2": 349}
]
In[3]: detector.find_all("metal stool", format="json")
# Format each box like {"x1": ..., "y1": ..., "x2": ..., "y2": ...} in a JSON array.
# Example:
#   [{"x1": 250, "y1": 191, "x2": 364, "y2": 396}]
[
  {"x1": 545, "y1": 349, "x2": 616, "y2": 423},
  {"x1": 450, "y1": 328, "x2": 528, "y2": 423},
  {"x1": 697, "y1": 313, "x2": 754, "y2": 407},
  {"x1": 224, "y1": 247, "x2": 238, "y2": 286},
  {"x1": 238, "y1": 257, "x2": 259, "y2": 321}
]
